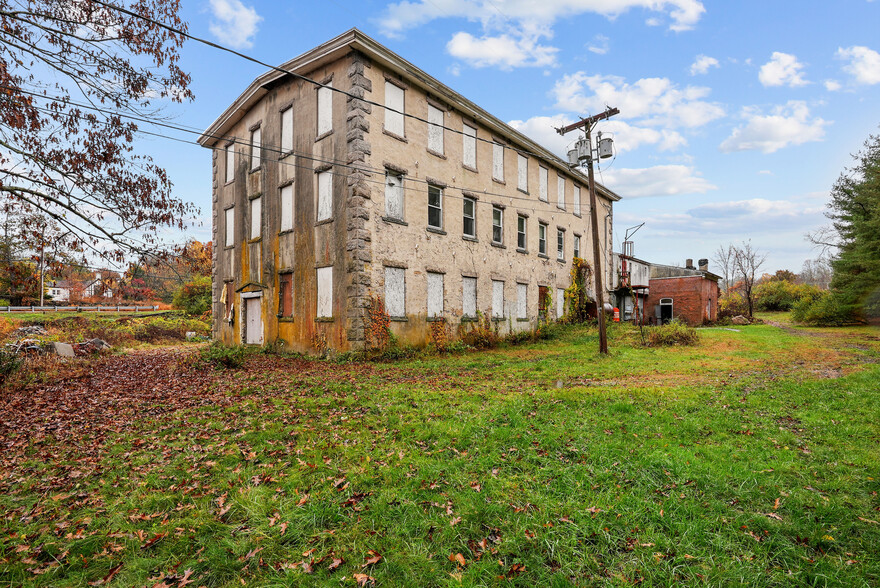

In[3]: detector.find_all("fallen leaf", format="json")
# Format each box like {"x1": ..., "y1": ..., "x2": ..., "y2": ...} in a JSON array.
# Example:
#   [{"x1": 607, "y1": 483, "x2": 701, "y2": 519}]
[
  {"x1": 470, "y1": 481, "x2": 482, "y2": 492},
  {"x1": 449, "y1": 552, "x2": 466, "y2": 566},
  {"x1": 88, "y1": 562, "x2": 123, "y2": 586},
  {"x1": 449, "y1": 516, "x2": 462, "y2": 526},
  {"x1": 362, "y1": 550, "x2": 382, "y2": 567},
  {"x1": 353, "y1": 572, "x2": 375, "y2": 586},
  {"x1": 328, "y1": 557, "x2": 344, "y2": 571}
]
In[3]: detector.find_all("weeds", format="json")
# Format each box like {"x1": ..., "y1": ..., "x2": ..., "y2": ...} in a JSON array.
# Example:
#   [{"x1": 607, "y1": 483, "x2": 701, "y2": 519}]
[
  {"x1": 0, "y1": 349, "x2": 23, "y2": 385},
  {"x1": 459, "y1": 312, "x2": 501, "y2": 349},
  {"x1": 199, "y1": 342, "x2": 248, "y2": 369},
  {"x1": 646, "y1": 319, "x2": 700, "y2": 346}
]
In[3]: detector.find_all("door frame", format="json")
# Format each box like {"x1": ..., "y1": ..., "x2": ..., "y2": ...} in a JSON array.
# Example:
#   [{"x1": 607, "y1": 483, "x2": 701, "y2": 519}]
[{"x1": 241, "y1": 291, "x2": 263, "y2": 345}]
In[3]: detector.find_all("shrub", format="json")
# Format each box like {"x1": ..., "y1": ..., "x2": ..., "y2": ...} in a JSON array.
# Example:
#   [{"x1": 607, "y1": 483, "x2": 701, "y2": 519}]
[
  {"x1": 718, "y1": 291, "x2": 749, "y2": 318},
  {"x1": 0, "y1": 349, "x2": 24, "y2": 385},
  {"x1": 646, "y1": 320, "x2": 700, "y2": 346},
  {"x1": 200, "y1": 342, "x2": 248, "y2": 369},
  {"x1": 173, "y1": 275, "x2": 212, "y2": 316},
  {"x1": 792, "y1": 291, "x2": 852, "y2": 326},
  {"x1": 755, "y1": 280, "x2": 823, "y2": 311},
  {"x1": 459, "y1": 312, "x2": 501, "y2": 349}
]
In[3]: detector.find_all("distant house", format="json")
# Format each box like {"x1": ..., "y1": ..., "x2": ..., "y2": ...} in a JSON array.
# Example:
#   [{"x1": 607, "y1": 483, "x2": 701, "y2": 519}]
[
  {"x1": 83, "y1": 273, "x2": 114, "y2": 299},
  {"x1": 47, "y1": 280, "x2": 73, "y2": 302},
  {"x1": 47, "y1": 273, "x2": 114, "y2": 303}
]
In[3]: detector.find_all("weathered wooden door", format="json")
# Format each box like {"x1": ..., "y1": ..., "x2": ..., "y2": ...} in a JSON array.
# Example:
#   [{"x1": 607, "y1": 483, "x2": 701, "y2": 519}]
[{"x1": 245, "y1": 297, "x2": 263, "y2": 345}]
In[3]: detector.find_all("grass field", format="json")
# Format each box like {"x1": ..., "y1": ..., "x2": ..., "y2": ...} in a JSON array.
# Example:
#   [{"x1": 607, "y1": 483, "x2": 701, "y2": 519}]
[{"x1": 1, "y1": 315, "x2": 879, "y2": 586}]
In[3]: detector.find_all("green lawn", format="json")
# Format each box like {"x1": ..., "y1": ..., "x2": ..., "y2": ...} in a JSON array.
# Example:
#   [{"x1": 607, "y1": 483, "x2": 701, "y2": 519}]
[{"x1": 2, "y1": 317, "x2": 879, "y2": 586}]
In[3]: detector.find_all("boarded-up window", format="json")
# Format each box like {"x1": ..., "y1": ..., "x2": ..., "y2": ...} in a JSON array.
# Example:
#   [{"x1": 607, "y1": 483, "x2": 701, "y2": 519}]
[
  {"x1": 557, "y1": 175, "x2": 565, "y2": 209},
  {"x1": 317, "y1": 171, "x2": 332, "y2": 221},
  {"x1": 539, "y1": 167, "x2": 548, "y2": 202},
  {"x1": 250, "y1": 127, "x2": 261, "y2": 171},
  {"x1": 281, "y1": 107, "x2": 293, "y2": 154},
  {"x1": 280, "y1": 184, "x2": 294, "y2": 232},
  {"x1": 279, "y1": 273, "x2": 292, "y2": 317},
  {"x1": 517, "y1": 283, "x2": 527, "y2": 319},
  {"x1": 317, "y1": 266, "x2": 333, "y2": 318},
  {"x1": 384, "y1": 81, "x2": 404, "y2": 137},
  {"x1": 492, "y1": 280, "x2": 504, "y2": 319},
  {"x1": 462, "y1": 276, "x2": 477, "y2": 318},
  {"x1": 427, "y1": 104, "x2": 443, "y2": 154},
  {"x1": 428, "y1": 185, "x2": 442, "y2": 229},
  {"x1": 224, "y1": 281, "x2": 233, "y2": 319},
  {"x1": 317, "y1": 83, "x2": 332, "y2": 135},
  {"x1": 427, "y1": 272, "x2": 443, "y2": 318},
  {"x1": 573, "y1": 185, "x2": 581, "y2": 215},
  {"x1": 462, "y1": 197, "x2": 475, "y2": 238},
  {"x1": 250, "y1": 196, "x2": 261, "y2": 239},
  {"x1": 463, "y1": 124, "x2": 476, "y2": 168},
  {"x1": 556, "y1": 288, "x2": 565, "y2": 319},
  {"x1": 384, "y1": 266, "x2": 405, "y2": 318},
  {"x1": 225, "y1": 142, "x2": 235, "y2": 183},
  {"x1": 492, "y1": 142, "x2": 504, "y2": 181},
  {"x1": 385, "y1": 173, "x2": 403, "y2": 220},
  {"x1": 225, "y1": 207, "x2": 234, "y2": 247},
  {"x1": 517, "y1": 153, "x2": 527, "y2": 192}
]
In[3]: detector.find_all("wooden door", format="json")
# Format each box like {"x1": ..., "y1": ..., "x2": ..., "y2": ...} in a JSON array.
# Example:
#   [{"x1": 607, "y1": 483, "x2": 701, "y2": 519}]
[{"x1": 245, "y1": 297, "x2": 263, "y2": 344}]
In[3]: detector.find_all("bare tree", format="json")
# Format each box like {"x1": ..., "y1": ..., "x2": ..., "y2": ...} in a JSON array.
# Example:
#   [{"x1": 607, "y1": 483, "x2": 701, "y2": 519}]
[
  {"x1": 712, "y1": 244, "x2": 736, "y2": 294},
  {"x1": 733, "y1": 241, "x2": 767, "y2": 317},
  {"x1": 800, "y1": 257, "x2": 833, "y2": 290}
]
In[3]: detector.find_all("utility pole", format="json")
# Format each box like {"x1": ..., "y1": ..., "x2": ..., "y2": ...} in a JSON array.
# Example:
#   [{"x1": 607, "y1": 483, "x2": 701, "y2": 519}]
[{"x1": 556, "y1": 107, "x2": 619, "y2": 354}]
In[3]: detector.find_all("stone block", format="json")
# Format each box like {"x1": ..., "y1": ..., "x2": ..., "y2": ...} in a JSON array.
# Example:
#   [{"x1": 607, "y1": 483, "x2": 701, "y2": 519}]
[{"x1": 51, "y1": 342, "x2": 75, "y2": 357}]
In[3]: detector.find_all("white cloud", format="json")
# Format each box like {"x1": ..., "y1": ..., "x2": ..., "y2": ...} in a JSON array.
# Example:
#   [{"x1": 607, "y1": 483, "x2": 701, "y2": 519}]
[
  {"x1": 837, "y1": 46, "x2": 880, "y2": 85},
  {"x1": 588, "y1": 34, "x2": 610, "y2": 55},
  {"x1": 720, "y1": 101, "x2": 829, "y2": 154},
  {"x1": 446, "y1": 32, "x2": 558, "y2": 69},
  {"x1": 552, "y1": 73, "x2": 725, "y2": 128},
  {"x1": 758, "y1": 170, "x2": 773, "y2": 175},
  {"x1": 600, "y1": 165, "x2": 716, "y2": 198},
  {"x1": 208, "y1": 0, "x2": 261, "y2": 49},
  {"x1": 759, "y1": 52, "x2": 809, "y2": 87},
  {"x1": 824, "y1": 79, "x2": 842, "y2": 91},
  {"x1": 689, "y1": 55, "x2": 719, "y2": 75}
]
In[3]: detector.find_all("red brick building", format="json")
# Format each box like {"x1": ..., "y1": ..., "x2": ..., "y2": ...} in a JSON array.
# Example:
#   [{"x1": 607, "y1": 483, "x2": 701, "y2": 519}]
[{"x1": 646, "y1": 259, "x2": 720, "y2": 325}]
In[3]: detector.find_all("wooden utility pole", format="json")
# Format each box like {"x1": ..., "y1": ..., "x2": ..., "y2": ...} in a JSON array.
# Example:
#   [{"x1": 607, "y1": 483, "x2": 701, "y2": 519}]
[{"x1": 556, "y1": 107, "x2": 619, "y2": 354}]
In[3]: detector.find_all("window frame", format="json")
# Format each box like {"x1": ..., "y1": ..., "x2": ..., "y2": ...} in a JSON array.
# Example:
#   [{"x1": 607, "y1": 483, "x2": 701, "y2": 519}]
[
  {"x1": 517, "y1": 153, "x2": 528, "y2": 192},
  {"x1": 427, "y1": 103, "x2": 444, "y2": 155},
  {"x1": 317, "y1": 170, "x2": 332, "y2": 222},
  {"x1": 278, "y1": 272, "x2": 293, "y2": 318},
  {"x1": 557, "y1": 228, "x2": 565, "y2": 261},
  {"x1": 384, "y1": 171, "x2": 404, "y2": 221},
  {"x1": 492, "y1": 142, "x2": 504, "y2": 182},
  {"x1": 384, "y1": 80, "x2": 405, "y2": 138},
  {"x1": 517, "y1": 215, "x2": 527, "y2": 250},
  {"x1": 492, "y1": 206, "x2": 503, "y2": 245},
  {"x1": 225, "y1": 141, "x2": 235, "y2": 184},
  {"x1": 427, "y1": 271, "x2": 444, "y2": 319},
  {"x1": 557, "y1": 175, "x2": 565, "y2": 210},
  {"x1": 250, "y1": 195, "x2": 261, "y2": 240},
  {"x1": 462, "y1": 276, "x2": 477, "y2": 319},
  {"x1": 280, "y1": 106, "x2": 293, "y2": 155},
  {"x1": 539, "y1": 167, "x2": 548, "y2": 202},
  {"x1": 250, "y1": 126, "x2": 261, "y2": 171},
  {"x1": 384, "y1": 266, "x2": 406, "y2": 318},
  {"x1": 516, "y1": 282, "x2": 527, "y2": 320},
  {"x1": 280, "y1": 184, "x2": 294, "y2": 233},
  {"x1": 224, "y1": 206, "x2": 235, "y2": 248},
  {"x1": 317, "y1": 82, "x2": 333, "y2": 136},
  {"x1": 462, "y1": 123, "x2": 477, "y2": 169},
  {"x1": 538, "y1": 223, "x2": 547, "y2": 256},
  {"x1": 462, "y1": 196, "x2": 476, "y2": 238},
  {"x1": 573, "y1": 234, "x2": 581, "y2": 259},
  {"x1": 573, "y1": 185, "x2": 581, "y2": 216},
  {"x1": 428, "y1": 184, "x2": 443, "y2": 230},
  {"x1": 316, "y1": 266, "x2": 333, "y2": 319}
]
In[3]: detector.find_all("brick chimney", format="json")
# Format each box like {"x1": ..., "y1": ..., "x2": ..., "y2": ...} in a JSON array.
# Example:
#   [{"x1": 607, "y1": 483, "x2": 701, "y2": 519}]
[
  {"x1": 685, "y1": 258, "x2": 695, "y2": 270},
  {"x1": 698, "y1": 258, "x2": 709, "y2": 271}
]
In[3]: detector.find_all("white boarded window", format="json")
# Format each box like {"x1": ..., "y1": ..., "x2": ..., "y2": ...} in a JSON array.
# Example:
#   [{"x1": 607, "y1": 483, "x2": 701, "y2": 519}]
[
  {"x1": 492, "y1": 280, "x2": 504, "y2": 319},
  {"x1": 384, "y1": 81, "x2": 404, "y2": 137},
  {"x1": 317, "y1": 83, "x2": 333, "y2": 135},
  {"x1": 517, "y1": 283, "x2": 527, "y2": 319},
  {"x1": 557, "y1": 175, "x2": 565, "y2": 209},
  {"x1": 281, "y1": 107, "x2": 293, "y2": 154},
  {"x1": 428, "y1": 104, "x2": 444, "y2": 154},
  {"x1": 539, "y1": 167, "x2": 548, "y2": 202},
  {"x1": 385, "y1": 173, "x2": 403, "y2": 220},
  {"x1": 317, "y1": 266, "x2": 333, "y2": 318},
  {"x1": 225, "y1": 142, "x2": 235, "y2": 183},
  {"x1": 225, "y1": 207, "x2": 234, "y2": 247},
  {"x1": 384, "y1": 266, "x2": 405, "y2": 318},
  {"x1": 556, "y1": 288, "x2": 565, "y2": 319},
  {"x1": 317, "y1": 171, "x2": 332, "y2": 221},
  {"x1": 250, "y1": 196, "x2": 261, "y2": 239},
  {"x1": 492, "y1": 142, "x2": 504, "y2": 181},
  {"x1": 280, "y1": 184, "x2": 294, "y2": 232},
  {"x1": 463, "y1": 123, "x2": 476, "y2": 168},
  {"x1": 250, "y1": 127, "x2": 261, "y2": 171},
  {"x1": 517, "y1": 154, "x2": 527, "y2": 192},
  {"x1": 462, "y1": 276, "x2": 477, "y2": 318},
  {"x1": 574, "y1": 185, "x2": 581, "y2": 216},
  {"x1": 427, "y1": 272, "x2": 444, "y2": 318}
]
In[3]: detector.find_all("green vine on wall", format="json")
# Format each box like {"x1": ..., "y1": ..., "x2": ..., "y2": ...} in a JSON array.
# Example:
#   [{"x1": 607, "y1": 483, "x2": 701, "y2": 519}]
[{"x1": 563, "y1": 256, "x2": 594, "y2": 323}]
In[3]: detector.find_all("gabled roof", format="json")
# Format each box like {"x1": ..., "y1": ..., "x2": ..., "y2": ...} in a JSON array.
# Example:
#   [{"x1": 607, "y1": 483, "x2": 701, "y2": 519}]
[{"x1": 199, "y1": 28, "x2": 621, "y2": 202}]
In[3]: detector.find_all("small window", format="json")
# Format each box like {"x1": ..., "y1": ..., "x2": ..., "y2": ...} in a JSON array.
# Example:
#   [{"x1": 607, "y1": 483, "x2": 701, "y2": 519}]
[
  {"x1": 280, "y1": 184, "x2": 294, "y2": 233},
  {"x1": 492, "y1": 206, "x2": 503, "y2": 244},
  {"x1": 492, "y1": 279, "x2": 504, "y2": 319},
  {"x1": 250, "y1": 196, "x2": 261, "y2": 239},
  {"x1": 557, "y1": 175, "x2": 565, "y2": 209},
  {"x1": 250, "y1": 127, "x2": 261, "y2": 171},
  {"x1": 317, "y1": 266, "x2": 333, "y2": 318},
  {"x1": 225, "y1": 142, "x2": 235, "y2": 183},
  {"x1": 557, "y1": 229, "x2": 564, "y2": 261},
  {"x1": 225, "y1": 206, "x2": 235, "y2": 248},
  {"x1": 427, "y1": 272, "x2": 444, "y2": 318},
  {"x1": 462, "y1": 276, "x2": 477, "y2": 318},
  {"x1": 539, "y1": 167, "x2": 548, "y2": 202},
  {"x1": 281, "y1": 107, "x2": 293, "y2": 154},
  {"x1": 462, "y1": 197, "x2": 476, "y2": 238},
  {"x1": 428, "y1": 185, "x2": 443, "y2": 229},
  {"x1": 556, "y1": 288, "x2": 565, "y2": 319},
  {"x1": 317, "y1": 82, "x2": 333, "y2": 135},
  {"x1": 517, "y1": 153, "x2": 528, "y2": 192},
  {"x1": 384, "y1": 266, "x2": 406, "y2": 318},
  {"x1": 317, "y1": 170, "x2": 332, "y2": 222},
  {"x1": 538, "y1": 223, "x2": 547, "y2": 255},
  {"x1": 385, "y1": 172, "x2": 404, "y2": 220},
  {"x1": 384, "y1": 81, "x2": 405, "y2": 137},
  {"x1": 574, "y1": 185, "x2": 581, "y2": 216},
  {"x1": 463, "y1": 124, "x2": 476, "y2": 168},
  {"x1": 573, "y1": 235, "x2": 581, "y2": 259},
  {"x1": 516, "y1": 283, "x2": 527, "y2": 319},
  {"x1": 492, "y1": 142, "x2": 504, "y2": 181},
  {"x1": 279, "y1": 272, "x2": 293, "y2": 317},
  {"x1": 517, "y1": 215, "x2": 526, "y2": 250},
  {"x1": 428, "y1": 104, "x2": 444, "y2": 154}
]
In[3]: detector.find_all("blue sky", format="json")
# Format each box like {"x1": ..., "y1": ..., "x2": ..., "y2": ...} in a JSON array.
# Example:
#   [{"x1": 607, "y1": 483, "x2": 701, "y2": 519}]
[{"x1": 152, "y1": 0, "x2": 880, "y2": 274}]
